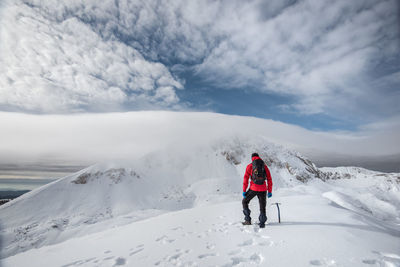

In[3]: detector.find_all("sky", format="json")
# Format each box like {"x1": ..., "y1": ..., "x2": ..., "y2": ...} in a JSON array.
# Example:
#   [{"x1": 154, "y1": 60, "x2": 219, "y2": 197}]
[{"x1": 0, "y1": 0, "x2": 399, "y2": 175}]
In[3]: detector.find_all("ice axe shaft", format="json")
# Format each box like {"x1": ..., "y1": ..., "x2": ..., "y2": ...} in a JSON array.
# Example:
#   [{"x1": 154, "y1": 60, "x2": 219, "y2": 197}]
[{"x1": 271, "y1": 202, "x2": 281, "y2": 223}]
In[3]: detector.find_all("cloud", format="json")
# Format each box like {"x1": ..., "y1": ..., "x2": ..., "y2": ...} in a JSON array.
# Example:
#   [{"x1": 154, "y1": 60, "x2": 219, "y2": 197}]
[
  {"x1": 0, "y1": 112, "x2": 399, "y2": 171},
  {"x1": 195, "y1": 0, "x2": 399, "y2": 117},
  {"x1": 0, "y1": 0, "x2": 398, "y2": 124},
  {"x1": 0, "y1": 0, "x2": 183, "y2": 113}
]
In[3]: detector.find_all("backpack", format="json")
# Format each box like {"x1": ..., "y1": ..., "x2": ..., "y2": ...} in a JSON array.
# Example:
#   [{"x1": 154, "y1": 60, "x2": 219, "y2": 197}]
[{"x1": 251, "y1": 158, "x2": 266, "y2": 185}]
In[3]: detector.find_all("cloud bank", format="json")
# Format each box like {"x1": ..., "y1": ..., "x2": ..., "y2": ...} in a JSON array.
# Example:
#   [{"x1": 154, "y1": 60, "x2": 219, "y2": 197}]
[
  {"x1": 1, "y1": 112, "x2": 399, "y2": 173},
  {"x1": 0, "y1": 0, "x2": 398, "y2": 125}
]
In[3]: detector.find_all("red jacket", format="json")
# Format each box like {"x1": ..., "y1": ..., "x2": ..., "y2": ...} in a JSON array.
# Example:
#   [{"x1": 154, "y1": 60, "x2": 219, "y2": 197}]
[{"x1": 243, "y1": 156, "x2": 273, "y2": 192}]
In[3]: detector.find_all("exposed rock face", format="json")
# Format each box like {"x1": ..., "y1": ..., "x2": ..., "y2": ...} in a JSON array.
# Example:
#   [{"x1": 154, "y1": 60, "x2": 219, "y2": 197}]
[{"x1": 72, "y1": 168, "x2": 141, "y2": 184}]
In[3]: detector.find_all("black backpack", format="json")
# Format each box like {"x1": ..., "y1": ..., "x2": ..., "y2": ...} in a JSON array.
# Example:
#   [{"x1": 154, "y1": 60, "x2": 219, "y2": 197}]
[{"x1": 251, "y1": 158, "x2": 266, "y2": 185}]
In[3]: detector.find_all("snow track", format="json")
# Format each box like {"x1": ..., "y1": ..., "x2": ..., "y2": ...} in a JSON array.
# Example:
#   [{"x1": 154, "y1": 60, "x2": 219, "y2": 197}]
[{"x1": 3, "y1": 190, "x2": 400, "y2": 267}]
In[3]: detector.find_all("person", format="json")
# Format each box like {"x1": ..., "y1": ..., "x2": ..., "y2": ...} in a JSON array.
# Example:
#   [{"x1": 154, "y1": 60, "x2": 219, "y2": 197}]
[{"x1": 242, "y1": 152, "x2": 273, "y2": 228}]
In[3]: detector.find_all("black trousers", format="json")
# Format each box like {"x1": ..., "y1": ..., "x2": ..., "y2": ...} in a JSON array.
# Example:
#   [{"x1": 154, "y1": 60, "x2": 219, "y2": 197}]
[{"x1": 242, "y1": 190, "x2": 267, "y2": 214}]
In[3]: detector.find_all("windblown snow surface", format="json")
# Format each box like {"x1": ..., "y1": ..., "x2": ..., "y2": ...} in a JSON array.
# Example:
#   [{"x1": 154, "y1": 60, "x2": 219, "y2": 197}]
[{"x1": 1, "y1": 135, "x2": 399, "y2": 267}]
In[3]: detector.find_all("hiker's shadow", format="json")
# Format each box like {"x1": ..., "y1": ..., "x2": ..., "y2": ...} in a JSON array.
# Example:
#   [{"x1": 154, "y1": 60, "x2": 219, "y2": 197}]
[{"x1": 267, "y1": 221, "x2": 400, "y2": 237}]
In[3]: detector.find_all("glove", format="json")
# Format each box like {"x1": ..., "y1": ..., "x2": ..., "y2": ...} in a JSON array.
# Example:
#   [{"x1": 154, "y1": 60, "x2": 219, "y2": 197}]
[
  {"x1": 242, "y1": 192, "x2": 246, "y2": 198},
  {"x1": 268, "y1": 192, "x2": 272, "y2": 198}
]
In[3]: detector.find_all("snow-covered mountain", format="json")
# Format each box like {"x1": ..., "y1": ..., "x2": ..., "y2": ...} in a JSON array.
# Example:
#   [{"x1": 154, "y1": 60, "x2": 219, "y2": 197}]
[
  {"x1": 0, "y1": 137, "x2": 307, "y2": 256},
  {"x1": 1, "y1": 135, "x2": 399, "y2": 266}
]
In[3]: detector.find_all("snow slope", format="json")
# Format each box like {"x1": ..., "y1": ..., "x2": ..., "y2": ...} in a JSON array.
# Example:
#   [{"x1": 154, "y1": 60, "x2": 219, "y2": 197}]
[
  {"x1": 2, "y1": 186, "x2": 400, "y2": 267},
  {"x1": 0, "y1": 136, "x2": 315, "y2": 258},
  {"x1": 1, "y1": 135, "x2": 399, "y2": 266},
  {"x1": 320, "y1": 167, "x2": 400, "y2": 225}
]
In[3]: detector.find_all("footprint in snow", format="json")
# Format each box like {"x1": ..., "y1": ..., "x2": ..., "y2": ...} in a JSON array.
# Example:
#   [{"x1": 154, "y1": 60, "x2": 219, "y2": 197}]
[
  {"x1": 61, "y1": 257, "x2": 97, "y2": 267},
  {"x1": 197, "y1": 233, "x2": 207, "y2": 238},
  {"x1": 238, "y1": 239, "x2": 254, "y2": 247},
  {"x1": 224, "y1": 253, "x2": 264, "y2": 266},
  {"x1": 249, "y1": 253, "x2": 264, "y2": 264},
  {"x1": 253, "y1": 225, "x2": 262, "y2": 233},
  {"x1": 228, "y1": 249, "x2": 242, "y2": 256},
  {"x1": 257, "y1": 241, "x2": 273, "y2": 246},
  {"x1": 362, "y1": 259, "x2": 377, "y2": 265},
  {"x1": 218, "y1": 227, "x2": 229, "y2": 233},
  {"x1": 129, "y1": 248, "x2": 144, "y2": 256},
  {"x1": 155, "y1": 249, "x2": 192, "y2": 266},
  {"x1": 310, "y1": 259, "x2": 337, "y2": 266},
  {"x1": 113, "y1": 257, "x2": 126, "y2": 266},
  {"x1": 310, "y1": 260, "x2": 322, "y2": 266},
  {"x1": 240, "y1": 227, "x2": 252, "y2": 234},
  {"x1": 228, "y1": 256, "x2": 247, "y2": 266},
  {"x1": 198, "y1": 253, "x2": 218, "y2": 259},
  {"x1": 182, "y1": 231, "x2": 194, "y2": 237},
  {"x1": 206, "y1": 243, "x2": 216, "y2": 250},
  {"x1": 156, "y1": 235, "x2": 175, "y2": 244}
]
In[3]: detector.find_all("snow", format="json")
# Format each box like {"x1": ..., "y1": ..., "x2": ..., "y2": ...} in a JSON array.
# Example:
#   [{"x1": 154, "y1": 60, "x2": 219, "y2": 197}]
[
  {"x1": 319, "y1": 167, "x2": 400, "y2": 225},
  {"x1": 1, "y1": 133, "x2": 399, "y2": 267},
  {"x1": 2, "y1": 190, "x2": 400, "y2": 267}
]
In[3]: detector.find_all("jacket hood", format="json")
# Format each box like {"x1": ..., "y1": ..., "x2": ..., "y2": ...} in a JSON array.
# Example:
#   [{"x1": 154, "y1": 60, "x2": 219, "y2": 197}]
[{"x1": 252, "y1": 156, "x2": 262, "y2": 161}]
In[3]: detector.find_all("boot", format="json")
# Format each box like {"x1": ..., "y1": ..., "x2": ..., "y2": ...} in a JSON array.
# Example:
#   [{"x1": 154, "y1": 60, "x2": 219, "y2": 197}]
[
  {"x1": 242, "y1": 208, "x2": 251, "y2": 225},
  {"x1": 259, "y1": 213, "x2": 267, "y2": 228}
]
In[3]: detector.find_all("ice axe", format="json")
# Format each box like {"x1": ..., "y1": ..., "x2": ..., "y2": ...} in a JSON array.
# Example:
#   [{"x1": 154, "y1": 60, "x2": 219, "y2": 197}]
[{"x1": 271, "y1": 202, "x2": 281, "y2": 223}]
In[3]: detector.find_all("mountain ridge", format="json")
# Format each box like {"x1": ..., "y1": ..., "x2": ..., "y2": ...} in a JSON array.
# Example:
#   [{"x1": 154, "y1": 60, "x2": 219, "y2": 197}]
[{"x1": 0, "y1": 135, "x2": 399, "y2": 260}]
